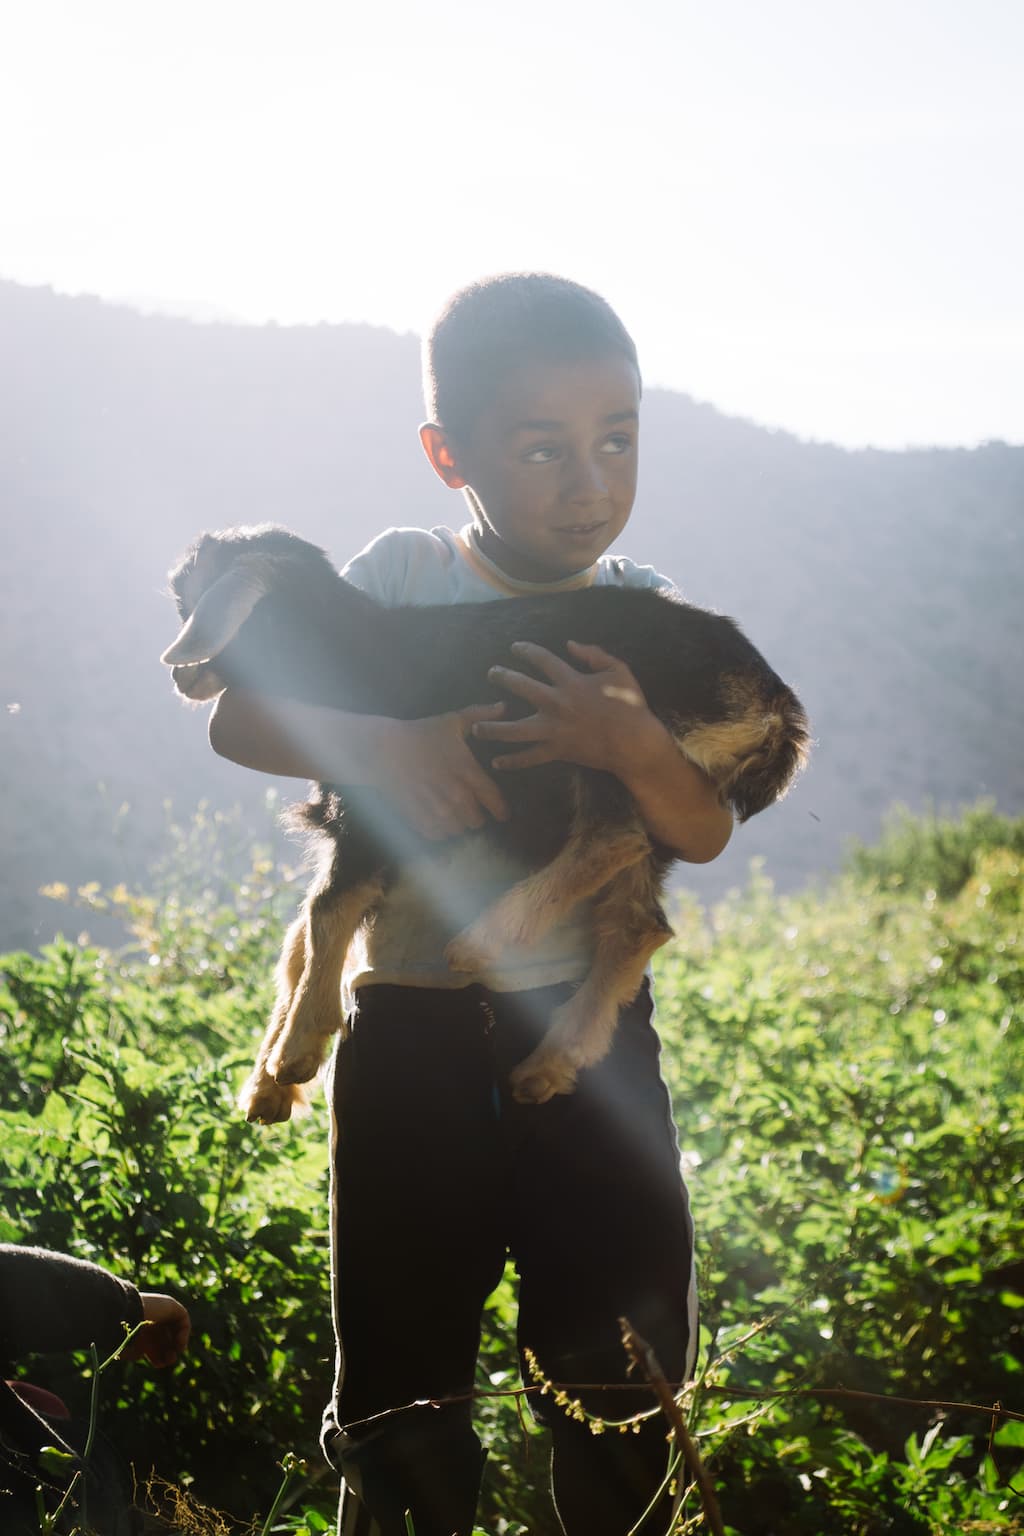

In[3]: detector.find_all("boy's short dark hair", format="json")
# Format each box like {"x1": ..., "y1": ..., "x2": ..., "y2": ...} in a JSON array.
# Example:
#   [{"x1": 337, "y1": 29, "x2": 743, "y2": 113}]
[{"x1": 423, "y1": 273, "x2": 640, "y2": 445}]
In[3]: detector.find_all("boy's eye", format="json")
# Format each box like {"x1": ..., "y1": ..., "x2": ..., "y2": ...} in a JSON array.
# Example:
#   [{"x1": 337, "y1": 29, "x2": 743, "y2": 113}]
[{"x1": 522, "y1": 435, "x2": 633, "y2": 464}]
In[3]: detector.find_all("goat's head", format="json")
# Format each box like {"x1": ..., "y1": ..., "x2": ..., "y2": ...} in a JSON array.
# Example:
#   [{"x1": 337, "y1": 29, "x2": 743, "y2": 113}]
[
  {"x1": 681, "y1": 678, "x2": 811, "y2": 824},
  {"x1": 162, "y1": 525, "x2": 320, "y2": 700},
  {"x1": 721, "y1": 687, "x2": 812, "y2": 823}
]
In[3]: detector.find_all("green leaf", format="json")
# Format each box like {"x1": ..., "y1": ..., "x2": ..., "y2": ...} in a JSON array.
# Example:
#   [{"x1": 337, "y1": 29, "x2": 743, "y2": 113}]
[{"x1": 994, "y1": 1418, "x2": 1024, "y2": 1448}]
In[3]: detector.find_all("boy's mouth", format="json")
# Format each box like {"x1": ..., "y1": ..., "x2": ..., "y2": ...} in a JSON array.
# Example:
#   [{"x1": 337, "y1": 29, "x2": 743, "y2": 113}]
[{"x1": 554, "y1": 520, "x2": 607, "y2": 538}]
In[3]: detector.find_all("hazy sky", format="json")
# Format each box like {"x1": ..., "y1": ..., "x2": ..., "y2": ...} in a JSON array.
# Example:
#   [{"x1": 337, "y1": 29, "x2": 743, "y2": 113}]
[{"x1": 3, "y1": 0, "x2": 1021, "y2": 449}]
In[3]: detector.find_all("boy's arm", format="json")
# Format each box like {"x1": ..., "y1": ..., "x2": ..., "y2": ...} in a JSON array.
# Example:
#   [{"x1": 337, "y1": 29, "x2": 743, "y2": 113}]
[
  {"x1": 0, "y1": 1245, "x2": 144, "y2": 1361},
  {"x1": 209, "y1": 689, "x2": 509, "y2": 841},
  {"x1": 617, "y1": 726, "x2": 733, "y2": 863},
  {"x1": 472, "y1": 641, "x2": 733, "y2": 864}
]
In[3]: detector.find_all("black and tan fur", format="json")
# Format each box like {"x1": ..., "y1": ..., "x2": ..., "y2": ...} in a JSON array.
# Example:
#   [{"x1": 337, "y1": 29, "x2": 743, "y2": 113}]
[{"x1": 163, "y1": 526, "x2": 810, "y2": 1121}]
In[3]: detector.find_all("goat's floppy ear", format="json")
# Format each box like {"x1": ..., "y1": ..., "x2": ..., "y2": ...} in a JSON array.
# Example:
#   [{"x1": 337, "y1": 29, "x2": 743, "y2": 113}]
[{"x1": 161, "y1": 568, "x2": 267, "y2": 666}]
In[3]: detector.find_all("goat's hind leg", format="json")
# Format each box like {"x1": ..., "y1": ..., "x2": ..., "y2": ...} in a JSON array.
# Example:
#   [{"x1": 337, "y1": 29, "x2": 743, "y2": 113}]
[
  {"x1": 268, "y1": 873, "x2": 384, "y2": 1087},
  {"x1": 445, "y1": 823, "x2": 652, "y2": 974},
  {"x1": 509, "y1": 860, "x2": 673, "y2": 1105},
  {"x1": 238, "y1": 913, "x2": 311, "y2": 1124}
]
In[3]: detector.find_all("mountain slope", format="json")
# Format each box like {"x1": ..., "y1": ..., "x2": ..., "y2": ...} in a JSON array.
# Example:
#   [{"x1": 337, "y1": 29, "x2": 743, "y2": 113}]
[{"x1": 1, "y1": 281, "x2": 1021, "y2": 949}]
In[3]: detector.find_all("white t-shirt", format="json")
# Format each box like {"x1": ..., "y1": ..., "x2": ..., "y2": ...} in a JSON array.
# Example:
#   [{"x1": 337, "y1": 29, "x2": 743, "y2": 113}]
[{"x1": 340, "y1": 523, "x2": 677, "y2": 995}]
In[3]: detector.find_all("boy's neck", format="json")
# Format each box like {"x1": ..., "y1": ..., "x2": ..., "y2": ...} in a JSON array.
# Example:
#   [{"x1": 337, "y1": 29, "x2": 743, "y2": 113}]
[{"x1": 461, "y1": 525, "x2": 598, "y2": 593}]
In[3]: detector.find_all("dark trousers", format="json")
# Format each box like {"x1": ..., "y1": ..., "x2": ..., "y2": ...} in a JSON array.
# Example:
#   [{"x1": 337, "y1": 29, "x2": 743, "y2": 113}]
[{"x1": 321, "y1": 979, "x2": 696, "y2": 1536}]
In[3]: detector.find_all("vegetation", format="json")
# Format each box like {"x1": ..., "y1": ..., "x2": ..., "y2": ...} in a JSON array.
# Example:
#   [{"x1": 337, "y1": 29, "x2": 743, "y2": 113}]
[{"x1": 1, "y1": 805, "x2": 1021, "y2": 1533}]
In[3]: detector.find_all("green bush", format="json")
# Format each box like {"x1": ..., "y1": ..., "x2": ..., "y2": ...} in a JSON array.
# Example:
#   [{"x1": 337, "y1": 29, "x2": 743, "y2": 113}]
[
  {"x1": 845, "y1": 797, "x2": 1024, "y2": 898},
  {"x1": 656, "y1": 836, "x2": 1023, "y2": 1532},
  {"x1": 1, "y1": 805, "x2": 1021, "y2": 1533},
  {"x1": 2, "y1": 814, "x2": 336, "y2": 1523}
]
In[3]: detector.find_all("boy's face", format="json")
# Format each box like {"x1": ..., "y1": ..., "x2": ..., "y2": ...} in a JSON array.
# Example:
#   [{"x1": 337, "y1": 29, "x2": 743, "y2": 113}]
[{"x1": 445, "y1": 353, "x2": 640, "y2": 583}]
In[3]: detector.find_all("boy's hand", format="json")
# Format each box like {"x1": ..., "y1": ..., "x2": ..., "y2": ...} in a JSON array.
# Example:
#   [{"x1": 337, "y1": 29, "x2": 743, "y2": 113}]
[
  {"x1": 474, "y1": 641, "x2": 663, "y2": 775},
  {"x1": 475, "y1": 642, "x2": 733, "y2": 863},
  {"x1": 124, "y1": 1293, "x2": 192, "y2": 1367},
  {"x1": 377, "y1": 705, "x2": 511, "y2": 840}
]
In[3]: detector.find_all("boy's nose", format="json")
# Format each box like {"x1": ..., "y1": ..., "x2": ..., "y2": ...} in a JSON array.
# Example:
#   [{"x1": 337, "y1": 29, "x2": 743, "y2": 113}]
[{"x1": 566, "y1": 456, "x2": 608, "y2": 505}]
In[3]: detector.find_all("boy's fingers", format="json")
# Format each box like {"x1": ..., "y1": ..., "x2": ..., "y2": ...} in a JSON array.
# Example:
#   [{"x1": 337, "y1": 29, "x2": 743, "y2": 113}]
[
  {"x1": 566, "y1": 640, "x2": 618, "y2": 670},
  {"x1": 446, "y1": 796, "x2": 485, "y2": 832},
  {"x1": 473, "y1": 715, "x2": 546, "y2": 743},
  {"x1": 449, "y1": 746, "x2": 510, "y2": 822},
  {"x1": 509, "y1": 641, "x2": 578, "y2": 681},
  {"x1": 458, "y1": 702, "x2": 506, "y2": 727},
  {"x1": 466, "y1": 763, "x2": 510, "y2": 822},
  {"x1": 488, "y1": 667, "x2": 553, "y2": 707},
  {"x1": 146, "y1": 1329, "x2": 177, "y2": 1368}
]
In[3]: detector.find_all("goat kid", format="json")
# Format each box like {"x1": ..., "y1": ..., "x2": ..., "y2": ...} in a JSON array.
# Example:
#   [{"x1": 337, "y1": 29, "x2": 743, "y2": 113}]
[{"x1": 163, "y1": 526, "x2": 809, "y2": 1122}]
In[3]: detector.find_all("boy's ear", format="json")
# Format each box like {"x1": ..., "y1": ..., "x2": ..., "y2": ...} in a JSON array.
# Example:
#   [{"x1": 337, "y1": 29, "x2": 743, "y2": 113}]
[{"x1": 419, "y1": 422, "x2": 468, "y2": 490}]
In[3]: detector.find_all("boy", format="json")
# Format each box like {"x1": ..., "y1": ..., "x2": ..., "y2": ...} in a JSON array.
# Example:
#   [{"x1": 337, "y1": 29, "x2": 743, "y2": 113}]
[{"x1": 208, "y1": 274, "x2": 732, "y2": 1535}]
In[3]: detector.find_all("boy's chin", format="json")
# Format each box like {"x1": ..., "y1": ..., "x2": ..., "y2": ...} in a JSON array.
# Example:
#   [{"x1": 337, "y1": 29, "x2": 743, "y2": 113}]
[
  {"x1": 476, "y1": 522, "x2": 616, "y2": 583},
  {"x1": 544, "y1": 527, "x2": 616, "y2": 573}
]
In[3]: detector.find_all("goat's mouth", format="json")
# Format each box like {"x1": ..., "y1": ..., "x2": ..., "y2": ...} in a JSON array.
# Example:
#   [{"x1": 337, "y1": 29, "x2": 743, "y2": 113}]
[{"x1": 171, "y1": 660, "x2": 224, "y2": 701}]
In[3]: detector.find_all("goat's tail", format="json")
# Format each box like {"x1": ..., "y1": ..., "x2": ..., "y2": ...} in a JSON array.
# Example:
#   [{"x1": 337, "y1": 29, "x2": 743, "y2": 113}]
[{"x1": 281, "y1": 790, "x2": 344, "y2": 856}]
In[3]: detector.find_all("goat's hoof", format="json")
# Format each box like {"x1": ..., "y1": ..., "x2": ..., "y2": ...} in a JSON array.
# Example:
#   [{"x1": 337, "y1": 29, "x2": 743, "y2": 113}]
[
  {"x1": 509, "y1": 1048, "x2": 581, "y2": 1105},
  {"x1": 238, "y1": 1072, "x2": 303, "y2": 1125},
  {"x1": 268, "y1": 1041, "x2": 323, "y2": 1086}
]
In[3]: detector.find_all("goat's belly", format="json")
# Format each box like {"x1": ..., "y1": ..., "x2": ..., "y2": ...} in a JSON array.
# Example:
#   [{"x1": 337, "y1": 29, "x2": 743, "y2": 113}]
[{"x1": 342, "y1": 836, "x2": 594, "y2": 1000}]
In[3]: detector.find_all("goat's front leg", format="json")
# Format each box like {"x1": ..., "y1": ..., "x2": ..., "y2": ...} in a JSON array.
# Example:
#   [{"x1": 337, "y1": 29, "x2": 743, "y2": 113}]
[
  {"x1": 509, "y1": 862, "x2": 673, "y2": 1105},
  {"x1": 444, "y1": 826, "x2": 652, "y2": 975},
  {"x1": 238, "y1": 912, "x2": 311, "y2": 1124},
  {"x1": 268, "y1": 874, "x2": 385, "y2": 1087}
]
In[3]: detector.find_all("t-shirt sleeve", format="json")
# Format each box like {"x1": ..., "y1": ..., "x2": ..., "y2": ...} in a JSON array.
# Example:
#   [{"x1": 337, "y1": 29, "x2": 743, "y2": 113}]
[
  {"x1": 340, "y1": 527, "x2": 457, "y2": 607},
  {"x1": 340, "y1": 529, "x2": 411, "y2": 605},
  {"x1": 607, "y1": 555, "x2": 682, "y2": 598}
]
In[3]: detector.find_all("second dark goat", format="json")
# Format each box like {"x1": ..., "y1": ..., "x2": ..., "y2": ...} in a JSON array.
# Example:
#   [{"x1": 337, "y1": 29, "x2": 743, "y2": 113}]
[{"x1": 163, "y1": 525, "x2": 810, "y2": 1122}]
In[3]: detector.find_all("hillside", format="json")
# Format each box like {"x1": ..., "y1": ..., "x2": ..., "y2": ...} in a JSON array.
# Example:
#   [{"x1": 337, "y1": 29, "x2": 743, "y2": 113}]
[{"x1": 1, "y1": 280, "x2": 1022, "y2": 949}]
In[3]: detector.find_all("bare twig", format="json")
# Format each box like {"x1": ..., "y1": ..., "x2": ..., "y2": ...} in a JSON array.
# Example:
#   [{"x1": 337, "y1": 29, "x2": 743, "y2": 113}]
[
  {"x1": 340, "y1": 1379, "x2": 1024, "y2": 1433},
  {"x1": 619, "y1": 1316, "x2": 725, "y2": 1536},
  {"x1": 702, "y1": 1384, "x2": 1024, "y2": 1424}
]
